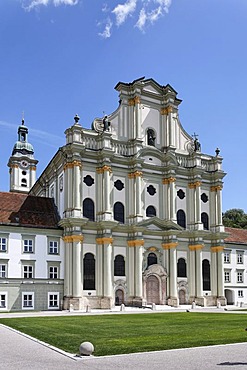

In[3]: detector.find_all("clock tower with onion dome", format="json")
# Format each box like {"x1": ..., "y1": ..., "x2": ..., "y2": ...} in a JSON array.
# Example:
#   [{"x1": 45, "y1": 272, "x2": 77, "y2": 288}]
[{"x1": 8, "y1": 119, "x2": 38, "y2": 193}]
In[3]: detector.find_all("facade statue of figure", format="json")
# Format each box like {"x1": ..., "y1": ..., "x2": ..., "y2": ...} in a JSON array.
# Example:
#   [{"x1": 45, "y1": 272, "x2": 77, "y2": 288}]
[
  {"x1": 103, "y1": 115, "x2": 110, "y2": 131},
  {"x1": 147, "y1": 129, "x2": 156, "y2": 146},
  {"x1": 194, "y1": 138, "x2": 201, "y2": 152}
]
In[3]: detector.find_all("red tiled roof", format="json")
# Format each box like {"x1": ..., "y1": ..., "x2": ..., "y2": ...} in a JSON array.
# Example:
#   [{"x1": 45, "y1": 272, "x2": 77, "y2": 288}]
[
  {"x1": 0, "y1": 192, "x2": 60, "y2": 229},
  {"x1": 225, "y1": 227, "x2": 247, "y2": 244}
]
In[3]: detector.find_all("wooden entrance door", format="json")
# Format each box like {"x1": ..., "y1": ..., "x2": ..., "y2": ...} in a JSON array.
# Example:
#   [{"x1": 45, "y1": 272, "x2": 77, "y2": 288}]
[
  {"x1": 146, "y1": 275, "x2": 159, "y2": 304},
  {"x1": 115, "y1": 289, "x2": 124, "y2": 305},
  {"x1": 179, "y1": 289, "x2": 186, "y2": 304}
]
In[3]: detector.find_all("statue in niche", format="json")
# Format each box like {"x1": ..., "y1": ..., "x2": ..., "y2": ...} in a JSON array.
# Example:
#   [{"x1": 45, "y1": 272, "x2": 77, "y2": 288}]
[{"x1": 147, "y1": 129, "x2": 156, "y2": 146}]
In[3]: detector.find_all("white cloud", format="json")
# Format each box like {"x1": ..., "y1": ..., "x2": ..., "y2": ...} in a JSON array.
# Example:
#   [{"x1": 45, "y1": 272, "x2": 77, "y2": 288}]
[
  {"x1": 112, "y1": 0, "x2": 137, "y2": 26},
  {"x1": 22, "y1": 0, "x2": 78, "y2": 11},
  {"x1": 98, "y1": 18, "x2": 113, "y2": 39}
]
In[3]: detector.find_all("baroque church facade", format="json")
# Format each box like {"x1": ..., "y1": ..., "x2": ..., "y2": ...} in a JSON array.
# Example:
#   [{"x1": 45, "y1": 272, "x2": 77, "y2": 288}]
[{"x1": 1, "y1": 77, "x2": 247, "y2": 311}]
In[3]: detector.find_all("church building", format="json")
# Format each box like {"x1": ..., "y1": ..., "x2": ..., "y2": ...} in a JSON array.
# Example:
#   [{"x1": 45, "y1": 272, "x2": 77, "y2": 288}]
[{"x1": 1, "y1": 77, "x2": 246, "y2": 312}]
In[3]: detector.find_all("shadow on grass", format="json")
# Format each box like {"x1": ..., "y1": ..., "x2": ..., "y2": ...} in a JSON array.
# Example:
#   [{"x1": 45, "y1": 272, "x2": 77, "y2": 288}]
[{"x1": 218, "y1": 362, "x2": 247, "y2": 366}]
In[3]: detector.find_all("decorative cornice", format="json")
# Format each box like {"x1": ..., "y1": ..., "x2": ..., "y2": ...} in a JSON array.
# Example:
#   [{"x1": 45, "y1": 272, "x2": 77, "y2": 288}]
[
  {"x1": 162, "y1": 242, "x2": 178, "y2": 250},
  {"x1": 188, "y1": 181, "x2": 202, "y2": 189},
  {"x1": 189, "y1": 244, "x2": 204, "y2": 251},
  {"x1": 160, "y1": 106, "x2": 173, "y2": 115},
  {"x1": 210, "y1": 185, "x2": 223, "y2": 192},
  {"x1": 10, "y1": 164, "x2": 18, "y2": 169},
  {"x1": 128, "y1": 171, "x2": 143, "y2": 179},
  {"x1": 162, "y1": 177, "x2": 176, "y2": 184},
  {"x1": 127, "y1": 239, "x2": 145, "y2": 247},
  {"x1": 211, "y1": 246, "x2": 224, "y2": 252},
  {"x1": 96, "y1": 165, "x2": 112, "y2": 174},
  {"x1": 63, "y1": 235, "x2": 84, "y2": 243},
  {"x1": 64, "y1": 161, "x2": 82, "y2": 171},
  {"x1": 96, "y1": 237, "x2": 113, "y2": 244},
  {"x1": 30, "y1": 166, "x2": 36, "y2": 171}
]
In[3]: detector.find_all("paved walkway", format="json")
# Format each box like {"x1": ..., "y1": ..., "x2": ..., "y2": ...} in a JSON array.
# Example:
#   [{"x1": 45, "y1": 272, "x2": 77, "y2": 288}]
[{"x1": 1, "y1": 307, "x2": 247, "y2": 369}]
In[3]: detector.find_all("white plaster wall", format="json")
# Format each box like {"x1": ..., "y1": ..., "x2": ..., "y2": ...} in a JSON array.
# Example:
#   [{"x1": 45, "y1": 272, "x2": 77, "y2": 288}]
[
  {"x1": 83, "y1": 243, "x2": 96, "y2": 256},
  {"x1": 82, "y1": 170, "x2": 96, "y2": 200},
  {"x1": 144, "y1": 179, "x2": 160, "y2": 217},
  {"x1": 141, "y1": 107, "x2": 160, "y2": 145},
  {"x1": 176, "y1": 186, "x2": 187, "y2": 213},
  {"x1": 114, "y1": 246, "x2": 126, "y2": 258}
]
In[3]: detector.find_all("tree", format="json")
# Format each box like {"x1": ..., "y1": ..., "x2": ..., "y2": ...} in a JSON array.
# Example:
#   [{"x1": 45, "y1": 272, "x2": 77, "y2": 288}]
[{"x1": 222, "y1": 209, "x2": 247, "y2": 229}]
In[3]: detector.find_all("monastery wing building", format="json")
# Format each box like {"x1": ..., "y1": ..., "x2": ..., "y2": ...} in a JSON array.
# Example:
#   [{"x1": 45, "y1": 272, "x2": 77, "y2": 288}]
[
  {"x1": 3, "y1": 77, "x2": 247, "y2": 312},
  {"x1": 29, "y1": 77, "x2": 227, "y2": 309}
]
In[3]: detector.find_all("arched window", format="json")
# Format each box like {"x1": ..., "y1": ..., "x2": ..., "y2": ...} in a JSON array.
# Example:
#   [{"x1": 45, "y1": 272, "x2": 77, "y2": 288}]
[
  {"x1": 201, "y1": 212, "x2": 209, "y2": 230},
  {"x1": 147, "y1": 128, "x2": 156, "y2": 146},
  {"x1": 114, "y1": 255, "x2": 125, "y2": 276},
  {"x1": 202, "y1": 259, "x2": 210, "y2": 290},
  {"x1": 147, "y1": 252, "x2": 157, "y2": 266},
  {"x1": 146, "y1": 205, "x2": 156, "y2": 217},
  {"x1": 177, "y1": 209, "x2": 186, "y2": 228},
  {"x1": 83, "y1": 253, "x2": 95, "y2": 290},
  {"x1": 177, "y1": 258, "x2": 187, "y2": 277},
  {"x1": 113, "y1": 202, "x2": 125, "y2": 223},
  {"x1": 83, "y1": 198, "x2": 95, "y2": 221}
]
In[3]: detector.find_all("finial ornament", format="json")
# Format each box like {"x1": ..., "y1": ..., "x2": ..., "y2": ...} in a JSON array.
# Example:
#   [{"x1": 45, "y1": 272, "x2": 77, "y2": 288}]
[
  {"x1": 74, "y1": 114, "x2": 80, "y2": 124},
  {"x1": 22, "y1": 111, "x2": 25, "y2": 125}
]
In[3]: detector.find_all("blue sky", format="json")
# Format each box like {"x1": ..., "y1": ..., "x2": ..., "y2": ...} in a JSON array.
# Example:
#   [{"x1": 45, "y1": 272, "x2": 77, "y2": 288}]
[{"x1": 0, "y1": 0, "x2": 246, "y2": 212}]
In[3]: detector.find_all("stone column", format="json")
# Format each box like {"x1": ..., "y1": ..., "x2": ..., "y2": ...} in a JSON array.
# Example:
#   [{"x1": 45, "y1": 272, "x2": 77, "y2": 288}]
[
  {"x1": 162, "y1": 242, "x2": 178, "y2": 306},
  {"x1": 195, "y1": 182, "x2": 202, "y2": 224},
  {"x1": 97, "y1": 166, "x2": 112, "y2": 221},
  {"x1": 102, "y1": 237, "x2": 113, "y2": 297},
  {"x1": 188, "y1": 246, "x2": 196, "y2": 301},
  {"x1": 210, "y1": 247, "x2": 218, "y2": 297},
  {"x1": 134, "y1": 96, "x2": 141, "y2": 139},
  {"x1": 96, "y1": 167, "x2": 103, "y2": 220},
  {"x1": 128, "y1": 173, "x2": 135, "y2": 221},
  {"x1": 216, "y1": 247, "x2": 224, "y2": 297},
  {"x1": 96, "y1": 242, "x2": 103, "y2": 296},
  {"x1": 135, "y1": 171, "x2": 143, "y2": 220},
  {"x1": 64, "y1": 163, "x2": 73, "y2": 215},
  {"x1": 195, "y1": 245, "x2": 203, "y2": 297},
  {"x1": 30, "y1": 166, "x2": 36, "y2": 188},
  {"x1": 127, "y1": 239, "x2": 144, "y2": 305},
  {"x1": 72, "y1": 235, "x2": 83, "y2": 297},
  {"x1": 127, "y1": 245, "x2": 135, "y2": 298},
  {"x1": 169, "y1": 177, "x2": 176, "y2": 222},
  {"x1": 73, "y1": 161, "x2": 82, "y2": 210},
  {"x1": 162, "y1": 179, "x2": 169, "y2": 219},
  {"x1": 63, "y1": 236, "x2": 73, "y2": 297},
  {"x1": 189, "y1": 181, "x2": 202, "y2": 230},
  {"x1": 216, "y1": 186, "x2": 223, "y2": 226}
]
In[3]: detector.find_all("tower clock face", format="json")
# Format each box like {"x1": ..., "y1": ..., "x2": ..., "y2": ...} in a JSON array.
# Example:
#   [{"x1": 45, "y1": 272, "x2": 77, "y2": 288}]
[{"x1": 21, "y1": 160, "x2": 28, "y2": 168}]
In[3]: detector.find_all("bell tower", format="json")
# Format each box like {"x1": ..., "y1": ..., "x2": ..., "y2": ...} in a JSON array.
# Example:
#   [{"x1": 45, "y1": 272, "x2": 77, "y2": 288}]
[{"x1": 8, "y1": 119, "x2": 38, "y2": 193}]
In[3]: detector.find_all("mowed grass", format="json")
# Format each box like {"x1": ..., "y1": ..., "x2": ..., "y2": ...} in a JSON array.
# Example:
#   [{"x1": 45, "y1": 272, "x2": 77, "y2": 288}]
[{"x1": 1, "y1": 312, "x2": 247, "y2": 356}]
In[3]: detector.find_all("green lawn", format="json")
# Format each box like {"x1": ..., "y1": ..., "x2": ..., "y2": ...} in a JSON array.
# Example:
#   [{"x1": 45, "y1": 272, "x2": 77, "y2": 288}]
[{"x1": 1, "y1": 312, "x2": 247, "y2": 356}]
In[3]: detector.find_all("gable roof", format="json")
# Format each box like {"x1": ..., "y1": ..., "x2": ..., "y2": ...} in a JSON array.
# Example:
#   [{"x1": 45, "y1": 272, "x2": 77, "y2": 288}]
[
  {"x1": 0, "y1": 192, "x2": 60, "y2": 229},
  {"x1": 225, "y1": 227, "x2": 247, "y2": 244}
]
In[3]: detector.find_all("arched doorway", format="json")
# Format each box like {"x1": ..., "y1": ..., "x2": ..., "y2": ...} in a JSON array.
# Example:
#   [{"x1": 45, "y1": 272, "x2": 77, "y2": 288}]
[
  {"x1": 225, "y1": 289, "x2": 234, "y2": 305},
  {"x1": 115, "y1": 289, "x2": 124, "y2": 305},
  {"x1": 146, "y1": 275, "x2": 159, "y2": 304},
  {"x1": 179, "y1": 289, "x2": 186, "y2": 305}
]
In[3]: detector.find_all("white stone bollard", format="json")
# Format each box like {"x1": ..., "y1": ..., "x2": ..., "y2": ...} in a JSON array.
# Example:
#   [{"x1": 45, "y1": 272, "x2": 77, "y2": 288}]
[
  {"x1": 86, "y1": 305, "x2": 91, "y2": 313},
  {"x1": 217, "y1": 301, "x2": 221, "y2": 309},
  {"x1": 79, "y1": 341, "x2": 94, "y2": 356},
  {"x1": 152, "y1": 303, "x2": 156, "y2": 311},
  {"x1": 120, "y1": 303, "x2": 125, "y2": 311},
  {"x1": 191, "y1": 302, "x2": 196, "y2": 309},
  {"x1": 240, "y1": 302, "x2": 244, "y2": 308},
  {"x1": 69, "y1": 304, "x2": 74, "y2": 312}
]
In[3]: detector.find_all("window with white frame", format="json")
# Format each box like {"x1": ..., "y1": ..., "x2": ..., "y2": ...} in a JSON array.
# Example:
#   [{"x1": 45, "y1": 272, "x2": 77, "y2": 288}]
[
  {"x1": 48, "y1": 293, "x2": 59, "y2": 309},
  {"x1": 22, "y1": 292, "x2": 34, "y2": 309},
  {"x1": 238, "y1": 290, "x2": 244, "y2": 298},
  {"x1": 0, "y1": 293, "x2": 7, "y2": 308},
  {"x1": 237, "y1": 252, "x2": 244, "y2": 264},
  {"x1": 23, "y1": 239, "x2": 34, "y2": 253},
  {"x1": 237, "y1": 271, "x2": 243, "y2": 283},
  {"x1": 23, "y1": 265, "x2": 33, "y2": 279},
  {"x1": 224, "y1": 251, "x2": 230, "y2": 263},
  {"x1": 49, "y1": 266, "x2": 58, "y2": 279},
  {"x1": 224, "y1": 271, "x2": 231, "y2": 283},
  {"x1": 0, "y1": 237, "x2": 7, "y2": 252},
  {"x1": 48, "y1": 240, "x2": 59, "y2": 255},
  {"x1": 0, "y1": 264, "x2": 6, "y2": 278}
]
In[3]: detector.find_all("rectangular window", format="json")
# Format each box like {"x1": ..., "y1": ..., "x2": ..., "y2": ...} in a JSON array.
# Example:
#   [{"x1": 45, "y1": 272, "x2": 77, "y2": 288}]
[
  {"x1": 224, "y1": 252, "x2": 230, "y2": 263},
  {"x1": 238, "y1": 290, "x2": 244, "y2": 298},
  {"x1": 48, "y1": 293, "x2": 59, "y2": 309},
  {"x1": 0, "y1": 238, "x2": 7, "y2": 252},
  {"x1": 0, "y1": 265, "x2": 6, "y2": 278},
  {"x1": 23, "y1": 265, "x2": 33, "y2": 279},
  {"x1": 23, "y1": 239, "x2": 33, "y2": 253},
  {"x1": 22, "y1": 293, "x2": 34, "y2": 309},
  {"x1": 237, "y1": 253, "x2": 243, "y2": 264},
  {"x1": 49, "y1": 241, "x2": 58, "y2": 254},
  {"x1": 0, "y1": 294, "x2": 6, "y2": 308},
  {"x1": 237, "y1": 272, "x2": 243, "y2": 283},
  {"x1": 224, "y1": 271, "x2": 230, "y2": 283},
  {"x1": 49, "y1": 266, "x2": 58, "y2": 279}
]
